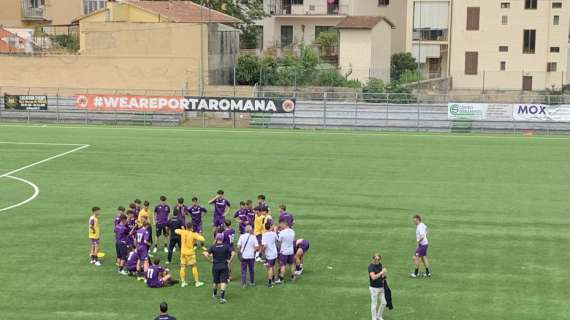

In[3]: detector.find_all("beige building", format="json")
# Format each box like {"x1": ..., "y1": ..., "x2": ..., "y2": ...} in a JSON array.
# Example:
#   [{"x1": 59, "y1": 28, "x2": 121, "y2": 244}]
[{"x1": 0, "y1": 0, "x2": 106, "y2": 27}]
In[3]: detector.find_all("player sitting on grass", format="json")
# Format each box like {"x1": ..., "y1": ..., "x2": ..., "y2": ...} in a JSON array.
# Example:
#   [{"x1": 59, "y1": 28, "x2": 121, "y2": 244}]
[
  {"x1": 146, "y1": 258, "x2": 174, "y2": 288},
  {"x1": 175, "y1": 223, "x2": 205, "y2": 288},
  {"x1": 114, "y1": 214, "x2": 130, "y2": 275},
  {"x1": 188, "y1": 197, "x2": 208, "y2": 250},
  {"x1": 88, "y1": 206, "x2": 101, "y2": 266},
  {"x1": 294, "y1": 239, "x2": 309, "y2": 276}
]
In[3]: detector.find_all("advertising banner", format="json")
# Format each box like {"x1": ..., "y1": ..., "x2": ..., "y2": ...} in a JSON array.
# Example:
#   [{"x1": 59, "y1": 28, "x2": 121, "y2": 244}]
[
  {"x1": 448, "y1": 103, "x2": 487, "y2": 120},
  {"x1": 3, "y1": 94, "x2": 48, "y2": 111},
  {"x1": 512, "y1": 104, "x2": 550, "y2": 121},
  {"x1": 75, "y1": 94, "x2": 296, "y2": 113}
]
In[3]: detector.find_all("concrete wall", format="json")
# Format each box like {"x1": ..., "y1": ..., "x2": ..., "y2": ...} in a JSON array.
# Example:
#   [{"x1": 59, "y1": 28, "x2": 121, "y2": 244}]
[
  {"x1": 339, "y1": 29, "x2": 372, "y2": 82},
  {"x1": 0, "y1": 0, "x2": 22, "y2": 28},
  {"x1": 450, "y1": 0, "x2": 570, "y2": 90},
  {"x1": 370, "y1": 22, "x2": 392, "y2": 82},
  {"x1": 208, "y1": 24, "x2": 239, "y2": 85}
]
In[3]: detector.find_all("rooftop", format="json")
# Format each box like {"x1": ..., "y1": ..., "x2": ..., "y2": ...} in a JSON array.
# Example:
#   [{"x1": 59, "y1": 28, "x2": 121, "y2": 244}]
[{"x1": 336, "y1": 16, "x2": 395, "y2": 29}]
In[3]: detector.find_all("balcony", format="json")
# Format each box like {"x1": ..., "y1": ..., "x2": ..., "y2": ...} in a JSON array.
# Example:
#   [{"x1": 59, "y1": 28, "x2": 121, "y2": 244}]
[
  {"x1": 412, "y1": 28, "x2": 448, "y2": 42},
  {"x1": 270, "y1": 1, "x2": 349, "y2": 17},
  {"x1": 20, "y1": 0, "x2": 48, "y2": 21}
]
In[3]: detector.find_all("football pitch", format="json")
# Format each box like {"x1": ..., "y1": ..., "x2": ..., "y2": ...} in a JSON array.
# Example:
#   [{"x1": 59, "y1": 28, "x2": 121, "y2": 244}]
[{"x1": 0, "y1": 124, "x2": 568, "y2": 320}]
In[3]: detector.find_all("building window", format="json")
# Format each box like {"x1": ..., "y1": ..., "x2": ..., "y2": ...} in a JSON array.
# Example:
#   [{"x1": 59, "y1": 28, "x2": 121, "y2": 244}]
[
  {"x1": 500, "y1": 61, "x2": 506, "y2": 71},
  {"x1": 501, "y1": 15, "x2": 508, "y2": 25},
  {"x1": 378, "y1": 0, "x2": 389, "y2": 6},
  {"x1": 499, "y1": 46, "x2": 509, "y2": 52},
  {"x1": 465, "y1": 52, "x2": 478, "y2": 75},
  {"x1": 550, "y1": 46, "x2": 560, "y2": 53},
  {"x1": 412, "y1": 2, "x2": 449, "y2": 41},
  {"x1": 29, "y1": 0, "x2": 45, "y2": 8},
  {"x1": 292, "y1": 0, "x2": 303, "y2": 4},
  {"x1": 315, "y1": 26, "x2": 335, "y2": 40},
  {"x1": 554, "y1": 15, "x2": 560, "y2": 25},
  {"x1": 83, "y1": 0, "x2": 106, "y2": 15},
  {"x1": 524, "y1": 0, "x2": 537, "y2": 9},
  {"x1": 280, "y1": 25, "x2": 293, "y2": 48},
  {"x1": 547, "y1": 62, "x2": 557, "y2": 72},
  {"x1": 500, "y1": 2, "x2": 510, "y2": 8},
  {"x1": 523, "y1": 29, "x2": 536, "y2": 54},
  {"x1": 552, "y1": 2, "x2": 562, "y2": 9},
  {"x1": 466, "y1": 7, "x2": 480, "y2": 31}
]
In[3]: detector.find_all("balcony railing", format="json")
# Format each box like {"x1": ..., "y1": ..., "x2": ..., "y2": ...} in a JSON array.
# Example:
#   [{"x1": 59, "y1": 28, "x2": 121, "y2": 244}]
[
  {"x1": 21, "y1": 1, "x2": 47, "y2": 20},
  {"x1": 270, "y1": 2, "x2": 349, "y2": 16}
]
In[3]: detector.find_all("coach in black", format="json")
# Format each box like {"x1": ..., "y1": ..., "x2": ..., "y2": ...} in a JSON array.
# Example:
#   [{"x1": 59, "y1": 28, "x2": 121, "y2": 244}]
[
  {"x1": 166, "y1": 216, "x2": 183, "y2": 265},
  {"x1": 368, "y1": 253, "x2": 388, "y2": 320},
  {"x1": 203, "y1": 233, "x2": 232, "y2": 304}
]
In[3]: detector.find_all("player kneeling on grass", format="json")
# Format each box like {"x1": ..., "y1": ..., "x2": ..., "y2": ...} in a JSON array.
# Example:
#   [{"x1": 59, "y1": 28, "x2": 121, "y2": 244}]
[
  {"x1": 175, "y1": 223, "x2": 205, "y2": 288},
  {"x1": 276, "y1": 220, "x2": 296, "y2": 284},
  {"x1": 260, "y1": 222, "x2": 278, "y2": 287},
  {"x1": 203, "y1": 233, "x2": 232, "y2": 304},
  {"x1": 125, "y1": 247, "x2": 139, "y2": 276},
  {"x1": 294, "y1": 239, "x2": 309, "y2": 276},
  {"x1": 88, "y1": 207, "x2": 101, "y2": 266},
  {"x1": 146, "y1": 258, "x2": 173, "y2": 288}
]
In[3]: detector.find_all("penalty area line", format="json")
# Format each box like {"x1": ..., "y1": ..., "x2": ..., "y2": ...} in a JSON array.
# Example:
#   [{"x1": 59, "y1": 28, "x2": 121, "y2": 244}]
[{"x1": 0, "y1": 143, "x2": 90, "y2": 213}]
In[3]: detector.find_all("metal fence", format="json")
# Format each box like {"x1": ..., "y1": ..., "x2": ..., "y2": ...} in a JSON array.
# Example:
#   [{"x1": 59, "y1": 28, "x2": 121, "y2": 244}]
[{"x1": 2, "y1": 87, "x2": 570, "y2": 134}]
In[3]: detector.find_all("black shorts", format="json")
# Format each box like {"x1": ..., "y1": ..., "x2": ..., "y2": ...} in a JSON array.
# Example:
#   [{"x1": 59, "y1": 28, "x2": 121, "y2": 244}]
[
  {"x1": 212, "y1": 265, "x2": 229, "y2": 284},
  {"x1": 147, "y1": 225, "x2": 154, "y2": 244},
  {"x1": 115, "y1": 241, "x2": 128, "y2": 260},
  {"x1": 156, "y1": 224, "x2": 167, "y2": 237}
]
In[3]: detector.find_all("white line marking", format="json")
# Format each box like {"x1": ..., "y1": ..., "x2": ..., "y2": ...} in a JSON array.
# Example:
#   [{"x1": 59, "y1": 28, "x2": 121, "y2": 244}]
[
  {"x1": 1, "y1": 123, "x2": 570, "y2": 141},
  {"x1": 0, "y1": 175, "x2": 39, "y2": 212},
  {"x1": 0, "y1": 144, "x2": 90, "y2": 179},
  {"x1": 0, "y1": 141, "x2": 87, "y2": 146}
]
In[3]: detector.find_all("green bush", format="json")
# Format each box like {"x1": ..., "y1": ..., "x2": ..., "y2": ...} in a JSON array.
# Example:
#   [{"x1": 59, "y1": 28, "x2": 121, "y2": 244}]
[
  {"x1": 236, "y1": 55, "x2": 260, "y2": 85},
  {"x1": 315, "y1": 31, "x2": 338, "y2": 56},
  {"x1": 399, "y1": 70, "x2": 422, "y2": 84},
  {"x1": 391, "y1": 52, "x2": 418, "y2": 82},
  {"x1": 51, "y1": 34, "x2": 79, "y2": 52}
]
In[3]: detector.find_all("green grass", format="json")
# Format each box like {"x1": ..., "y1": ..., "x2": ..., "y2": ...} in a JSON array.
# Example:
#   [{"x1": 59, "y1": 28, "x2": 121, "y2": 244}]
[{"x1": 0, "y1": 124, "x2": 569, "y2": 320}]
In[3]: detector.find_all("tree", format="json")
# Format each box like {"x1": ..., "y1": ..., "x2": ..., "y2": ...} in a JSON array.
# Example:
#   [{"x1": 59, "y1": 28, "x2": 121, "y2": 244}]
[
  {"x1": 314, "y1": 31, "x2": 338, "y2": 56},
  {"x1": 391, "y1": 52, "x2": 418, "y2": 82},
  {"x1": 193, "y1": 0, "x2": 267, "y2": 49}
]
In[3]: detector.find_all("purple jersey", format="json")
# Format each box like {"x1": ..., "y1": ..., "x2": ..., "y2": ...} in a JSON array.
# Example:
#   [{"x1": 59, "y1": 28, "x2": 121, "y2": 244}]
[
  {"x1": 114, "y1": 214, "x2": 121, "y2": 226},
  {"x1": 189, "y1": 205, "x2": 207, "y2": 226},
  {"x1": 114, "y1": 223, "x2": 130, "y2": 244},
  {"x1": 173, "y1": 204, "x2": 189, "y2": 225},
  {"x1": 125, "y1": 250, "x2": 139, "y2": 271},
  {"x1": 234, "y1": 209, "x2": 249, "y2": 233},
  {"x1": 279, "y1": 212, "x2": 294, "y2": 227},
  {"x1": 126, "y1": 218, "x2": 137, "y2": 246},
  {"x1": 146, "y1": 264, "x2": 165, "y2": 287},
  {"x1": 222, "y1": 228, "x2": 236, "y2": 249},
  {"x1": 245, "y1": 208, "x2": 255, "y2": 225},
  {"x1": 296, "y1": 239, "x2": 309, "y2": 253},
  {"x1": 213, "y1": 198, "x2": 230, "y2": 219},
  {"x1": 136, "y1": 227, "x2": 150, "y2": 250},
  {"x1": 154, "y1": 203, "x2": 170, "y2": 225}
]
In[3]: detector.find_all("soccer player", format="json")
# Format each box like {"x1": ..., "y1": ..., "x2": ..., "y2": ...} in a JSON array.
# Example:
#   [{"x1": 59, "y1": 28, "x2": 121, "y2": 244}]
[
  {"x1": 114, "y1": 206, "x2": 126, "y2": 226},
  {"x1": 175, "y1": 223, "x2": 206, "y2": 288},
  {"x1": 221, "y1": 219, "x2": 236, "y2": 280},
  {"x1": 114, "y1": 214, "x2": 130, "y2": 275},
  {"x1": 276, "y1": 221, "x2": 296, "y2": 284},
  {"x1": 88, "y1": 207, "x2": 101, "y2": 266},
  {"x1": 173, "y1": 197, "x2": 189, "y2": 226},
  {"x1": 133, "y1": 199, "x2": 142, "y2": 217},
  {"x1": 136, "y1": 221, "x2": 151, "y2": 273},
  {"x1": 154, "y1": 196, "x2": 171, "y2": 254},
  {"x1": 253, "y1": 207, "x2": 267, "y2": 262},
  {"x1": 236, "y1": 225, "x2": 259, "y2": 288},
  {"x1": 138, "y1": 200, "x2": 154, "y2": 246},
  {"x1": 257, "y1": 194, "x2": 270, "y2": 213},
  {"x1": 155, "y1": 302, "x2": 176, "y2": 320},
  {"x1": 260, "y1": 222, "x2": 278, "y2": 287},
  {"x1": 278, "y1": 204, "x2": 294, "y2": 228},
  {"x1": 233, "y1": 201, "x2": 249, "y2": 234},
  {"x1": 294, "y1": 239, "x2": 310, "y2": 276},
  {"x1": 245, "y1": 200, "x2": 255, "y2": 227},
  {"x1": 188, "y1": 197, "x2": 208, "y2": 250},
  {"x1": 126, "y1": 210, "x2": 137, "y2": 249},
  {"x1": 146, "y1": 258, "x2": 172, "y2": 288},
  {"x1": 125, "y1": 247, "x2": 139, "y2": 275},
  {"x1": 369, "y1": 253, "x2": 388, "y2": 320},
  {"x1": 203, "y1": 233, "x2": 232, "y2": 304},
  {"x1": 209, "y1": 190, "x2": 231, "y2": 233},
  {"x1": 166, "y1": 215, "x2": 183, "y2": 265},
  {"x1": 411, "y1": 214, "x2": 431, "y2": 278}
]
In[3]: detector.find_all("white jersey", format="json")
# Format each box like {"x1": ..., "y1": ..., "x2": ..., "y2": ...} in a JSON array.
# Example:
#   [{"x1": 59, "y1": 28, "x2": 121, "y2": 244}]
[
  {"x1": 262, "y1": 231, "x2": 278, "y2": 260},
  {"x1": 278, "y1": 228, "x2": 296, "y2": 255},
  {"x1": 416, "y1": 222, "x2": 428, "y2": 246},
  {"x1": 237, "y1": 233, "x2": 259, "y2": 259}
]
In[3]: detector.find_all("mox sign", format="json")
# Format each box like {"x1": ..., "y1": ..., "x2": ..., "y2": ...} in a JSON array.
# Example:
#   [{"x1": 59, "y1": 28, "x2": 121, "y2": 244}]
[{"x1": 75, "y1": 94, "x2": 296, "y2": 113}]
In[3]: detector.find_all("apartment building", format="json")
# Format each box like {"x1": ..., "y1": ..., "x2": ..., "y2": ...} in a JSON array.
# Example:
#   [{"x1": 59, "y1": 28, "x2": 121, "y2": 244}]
[{"x1": 0, "y1": 0, "x2": 106, "y2": 27}]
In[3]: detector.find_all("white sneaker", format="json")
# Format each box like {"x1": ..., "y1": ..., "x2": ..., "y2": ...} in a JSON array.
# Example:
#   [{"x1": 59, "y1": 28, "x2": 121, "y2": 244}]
[
  {"x1": 166, "y1": 261, "x2": 170, "y2": 265},
  {"x1": 173, "y1": 247, "x2": 176, "y2": 252},
  {"x1": 90, "y1": 260, "x2": 95, "y2": 264},
  {"x1": 164, "y1": 247, "x2": 168, "y2": 253},
  {"x1": 94, "y1": 261, "x2": 101, "y2": 266},
  {"x1": 119, "y1": 270, "x2": 129, "y2": 276},
  {"x1": 274, "y1": 279, "x2": 283, "y2": 284},
  {"x1": 152, "y1": 247, "x2": 157, "y2": 253},
  {"x1": 181, "y1": 282, "x2": 189, "y2": 288},
  {"x1": 410, "y1": 273, "x2": 417, "y2": 278},
  {"x1": 195, "y1": 281, "x2": 205, "y2": 287},
  {"x1": 255, "y1": 257, "x2": 263, "y2": 262}
]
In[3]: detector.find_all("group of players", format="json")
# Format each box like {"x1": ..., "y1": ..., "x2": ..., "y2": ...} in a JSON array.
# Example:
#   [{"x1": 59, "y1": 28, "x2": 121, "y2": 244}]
[{"x1": 88, "y1": 191, "x2": 310, "y2": 303}]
